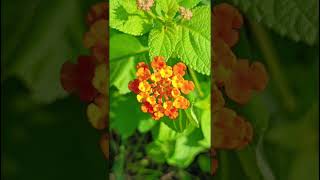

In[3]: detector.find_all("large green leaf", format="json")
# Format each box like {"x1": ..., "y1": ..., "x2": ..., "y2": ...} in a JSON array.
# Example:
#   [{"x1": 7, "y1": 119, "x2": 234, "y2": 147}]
[
  {"x1": 110, "y1": 0, "x2": 152, "y2": 36},
  {"x1": 110, "y1": 58, "x2": 136, "y2": 94},
  {"x1": 176, "y1": 6, "x2": 211, "y2": 75},
  {"x1": 228, "y1": 0, "x2": 319, "y2": 45},
  {"x1": 167, "y1": 129, "x2": 207, "y2": 168},
  {"x1": 110, "y1": 34, "x2": 148, "y2": 94},
  {"x1": 148, "y1": 23, "x2": 178, "y2": 61},
  {"x1": 138, "y1": 118, "x2": 158, "y2": 133},
  {"x1": 110, "y1": 92, "x2": 150, "y2": 139}
]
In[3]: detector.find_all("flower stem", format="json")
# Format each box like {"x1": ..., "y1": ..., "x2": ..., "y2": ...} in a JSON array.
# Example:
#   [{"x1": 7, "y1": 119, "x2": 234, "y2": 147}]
[{"x1": 188, "y1": 68, "x2": 204, "y2": 97}]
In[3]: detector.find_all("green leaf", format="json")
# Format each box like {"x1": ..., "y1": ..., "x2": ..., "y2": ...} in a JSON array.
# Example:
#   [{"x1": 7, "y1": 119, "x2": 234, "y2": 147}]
[
  {"x1": 177, "y1": 0, "x2": 201, "y2": 9},
  {"x1": 162, "y1": 110, "x2": 190, "y2": 133},
  {"x1": 185, "y1": 104, "x2": 199, "y2": 128},
  {"x1": 110, "y1": 34, "x2": 148, "y2": 94},
  {"x1": 110, "y1": 0, "x2": 152, "y2": 36},
  {"x1": 110, "y1": 58, "x2": 135, "y2": 94},
  {"x1": 110, "y1": 92, "x2": 149, "y2": 139},
  {"x1": 229, "y1": 0, "x2": 319, "y2": 45},
  {"x1": 167, "y1": 129, "x2": 207, "y2": 168},
  {"x1": 138, "y1": 119, "x2": 158, "y2": 133},
  {"x1": 110, "y1": 33, "x2": 148, "y2": 61},
  {"x1": 148, "y1": 23, "x2": 178, "y2": 61},
  {"x1": 146, "y1": 140, "x2": 175, "y2": 163},
  {"x1": 193, "y1": 95, "x2": 211, "y2": 148},
  {"x1": 176, "y1": 6, "x2": 211, "y2": 75},
  {"x1": 156, "y1": 0, "x2": 179, "y2": 17},
  {"x1": 156, "y1": 121, "x2": 180, "y2": 141}
]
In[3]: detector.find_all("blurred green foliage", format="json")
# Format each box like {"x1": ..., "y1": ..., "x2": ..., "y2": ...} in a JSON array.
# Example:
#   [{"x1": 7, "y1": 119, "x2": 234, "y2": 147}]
[{"x1": 1, "y1": 0, "x2": 107, "y2": 179}]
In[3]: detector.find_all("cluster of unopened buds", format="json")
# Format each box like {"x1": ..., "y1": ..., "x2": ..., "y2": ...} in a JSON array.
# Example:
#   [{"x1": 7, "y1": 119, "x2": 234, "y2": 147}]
[
  {"x1": 128, "y1": 56, "x2": 195, "y2": 120},
  {"x1": 137, "y1": 0, "x2": 154, "y2": 11},
  {"x1": 60, "y1": 2, "x2": 108, "y2": 159},
  {"x1": 136, "y1": 0, "x2": 192, "y2": 20},
  {"x1": 211, "y1": 3, "x2": 269, "y2": 174},
  {"x1": 179, "y1": 7, "x2": 193, "y2": 20}
]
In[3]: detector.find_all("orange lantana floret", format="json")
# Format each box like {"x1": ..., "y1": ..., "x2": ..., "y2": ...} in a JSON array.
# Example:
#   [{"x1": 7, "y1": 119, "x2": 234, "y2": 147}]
[
  {"x1": 173, "y1": 62, "x2": 187, "y2": 76},
  {"x1": 136, "y1": 67, "x2": 151, "y2": 80},
  {"x1": 128, "y1": 56, "x2": 194, "y2": 120},
  {"x1": 172, "y1": 75, "x2": 185, "y2": 88},
  {"x1": 138, "y1": 81, "x2": 151, "y2": 92},
  {"x1": 151, "y1": 56, "x2": 166, "y2": 71},
  {"x1": 180, "y1": 80, "x2": 195, "y2": 94},
  {"x1": 171, "y1": 88, "x2": 181, "y2": 97},
  {"x1": 173, "y1": 96, "x2": 190, "y2": 110},
  {"x1": 159, "y1": 66, "x2": 173, "y2": 78}
]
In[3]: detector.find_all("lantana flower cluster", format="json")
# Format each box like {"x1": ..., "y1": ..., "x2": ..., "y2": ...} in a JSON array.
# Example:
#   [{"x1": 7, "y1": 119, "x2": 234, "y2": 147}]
[
  {"x1": 211, "y1": 3, "x2": 269, "y2": 174},
  {"x1": 60, "y1": 2, "x2": 108, "y2": 159},
  {"x1": 128, "y1": 56, "x2": 195, "y2": 120}
]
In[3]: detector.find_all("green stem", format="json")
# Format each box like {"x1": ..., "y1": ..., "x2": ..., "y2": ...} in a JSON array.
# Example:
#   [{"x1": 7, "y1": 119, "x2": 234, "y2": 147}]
[
  {"x1": 188, "y1": 68, "x2": 204, "y2": 97},
  {"x1": 248, "y1": 20, "x2": 296, "y2": 111},
  {"x1": 111, "y1": 48, "x2": 149, "y2": 62},
  {"x1": 146, "y1": 11, "x2": 165, "y2": 23},
  {"x1": 146, "y1": 11, "x2": 157, "y2": 19}
]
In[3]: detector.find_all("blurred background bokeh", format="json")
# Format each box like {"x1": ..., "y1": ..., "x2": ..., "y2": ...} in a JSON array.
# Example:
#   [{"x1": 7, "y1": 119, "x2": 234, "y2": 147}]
[{"x1": 1, "y1": 0, "x2": 106, "y2": 179}]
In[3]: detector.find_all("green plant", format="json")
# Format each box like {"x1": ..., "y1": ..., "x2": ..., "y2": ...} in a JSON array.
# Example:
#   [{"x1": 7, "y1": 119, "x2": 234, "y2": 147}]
[{"x1": 109, "y1": 0, "x2": 211, "y2": 176}]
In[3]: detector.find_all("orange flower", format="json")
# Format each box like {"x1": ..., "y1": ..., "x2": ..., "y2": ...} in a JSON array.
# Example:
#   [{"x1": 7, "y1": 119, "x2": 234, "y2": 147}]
[
  {"x1": 213, "y1": 108, "x2": 253, "y2": 150},
  {"x1": 213, "y1": 37, "x2": 237, "y2": 85},
  {"x1": 180, "y1": 80, "x2": 195, "y2": 94},
  {"x1": 128, "y1": 79, "x2": 141, "y2": 94},
  {"x1": 225, "y1": 59, "x2": 268, "y2": 104},
  {"x1": 136, "y1": 67, "x2": 151, "y2": 80},
  {"x1": 146, "y1": 96, "x2": 156, "y2": 105},
  {"x1": 150, "y1": 72, "x2": 161, "y2": 82},
  {"x1": 173, "y1": 96, "x2": 190, "y2": 109},
  {"x1": 83, "y1": 20, "x2": 107, "y2": 63},
  {"x1": 137, "y1": 92, "x2": 149, "y2": 102},
  {"x1": 136, "y1": 62, "x2": 149, "y2": 69},
  {"x1": 173, "y1": 62, "x2": 187, "y2": 76},
  {"x1": 138, "y1": 80, "x2": 151, "y2": 92},
  {"x1": 128, "y1": 56, "x2": 194, "y2": 120},
  {"x1": 249, "y1": 62, "x2": 268, "y2": 91},
  {"x1": 213, "y1": 3, "x2": 243, "y2": 47},
  {"x1": 171, "y1": 88, "x2": 181, "y2": 97},
  {"x1": 172, "y1": 75, "x2": 185, "y2": 88},
  {"x1": 86, "y1": 2, "x2": 108, "y2": 26},
  {"x1": 151, "y1": 56, "x2": 166, "y2": 71},
  {"x1": 159, "y1": 66, "x2": 173, "y2": 78}
]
